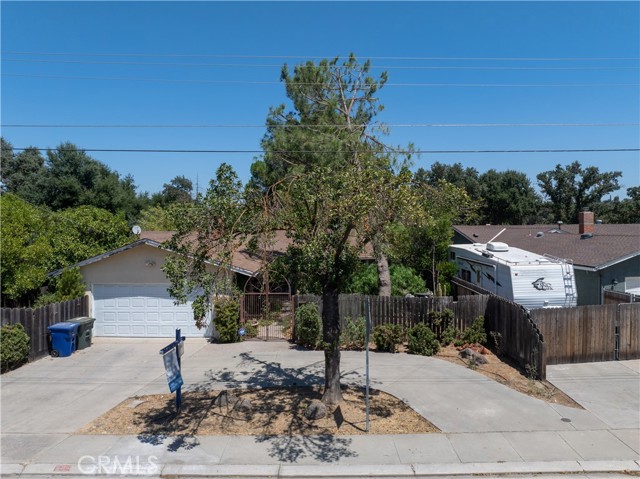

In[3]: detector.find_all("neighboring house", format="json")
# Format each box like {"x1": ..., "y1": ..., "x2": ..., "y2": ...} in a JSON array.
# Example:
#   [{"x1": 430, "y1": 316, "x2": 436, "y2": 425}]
[
  {"x1": 453, "y1": 211, "x2": 640, "y2": 305},
  {"x1": 51, "y1": 230, "x2": 373, "y2": 338}
]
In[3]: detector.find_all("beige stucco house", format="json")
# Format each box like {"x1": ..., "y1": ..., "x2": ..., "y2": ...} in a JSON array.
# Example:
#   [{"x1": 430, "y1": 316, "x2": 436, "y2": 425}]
[{"x1": 52, "y1": 235, "x2": 253, "y2": 338}]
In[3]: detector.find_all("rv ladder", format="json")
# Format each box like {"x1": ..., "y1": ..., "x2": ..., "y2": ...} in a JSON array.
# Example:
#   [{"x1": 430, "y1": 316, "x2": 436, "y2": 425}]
[{"x1": 561, "y1": 261, "x2": 576, "y2": 307}]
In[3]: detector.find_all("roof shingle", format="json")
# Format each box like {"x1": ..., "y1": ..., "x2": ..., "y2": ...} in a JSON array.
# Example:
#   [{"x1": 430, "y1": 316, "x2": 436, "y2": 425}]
[{"x1": 453, "y1": 224, "x2": 640, "y2": 269}]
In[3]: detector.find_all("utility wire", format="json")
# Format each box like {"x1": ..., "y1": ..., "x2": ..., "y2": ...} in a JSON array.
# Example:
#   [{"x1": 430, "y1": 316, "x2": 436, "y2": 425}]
[
  {"x1": 3, "y1": 51, "x2": 639, "y2": 61},
  {"x1": 11, "y1": 147, "x2": 639, "y2": 154},
  {"x1": 3, "y1": 73, "x2": 637, "y2": 88},
  {"x1": 3, "y1": 123, "x2": 639, "y2": 129},
  {"x1": 4, "y1": 58, "x2": 639, "y2": 71}
]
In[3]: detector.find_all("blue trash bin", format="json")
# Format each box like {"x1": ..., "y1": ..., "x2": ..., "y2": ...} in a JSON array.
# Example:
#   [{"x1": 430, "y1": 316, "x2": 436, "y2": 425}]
[{"x1": 48, "y1": 322, "x2": 80, "y2": 357}]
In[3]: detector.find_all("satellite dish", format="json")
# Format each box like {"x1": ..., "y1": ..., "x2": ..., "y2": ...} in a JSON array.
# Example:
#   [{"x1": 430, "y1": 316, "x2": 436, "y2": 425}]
[{"x1": 132, "y1": 225, "x2": 142, "y2": 235}]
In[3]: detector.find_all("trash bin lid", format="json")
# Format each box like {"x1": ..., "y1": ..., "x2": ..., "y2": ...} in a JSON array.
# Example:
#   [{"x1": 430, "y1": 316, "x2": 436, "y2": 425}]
[
  {"x1": 48, "y1": 322, "x2": 80, "y2": 332},
  {"x1": 66, "y1": 317, "x2": 96, "y2": 325}
]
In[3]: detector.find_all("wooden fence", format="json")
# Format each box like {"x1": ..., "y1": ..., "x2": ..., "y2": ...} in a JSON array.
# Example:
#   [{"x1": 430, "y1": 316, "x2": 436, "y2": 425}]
[
  {"x1": 604, "y1": 290, "x2": 639, "y2": 304},
  {"x1": 0, "y1": 296, "x2": 89, "y2": 361},
  {"x1": 295, "y1": 291, "x2": 546, "y2": 378},
  {"x1": 294, "y1": 294, "x2": 486, "y2": 332},
  {"x1": 482, "y1": 296, "x2": 546, "y2": 379},
  {"x1": 453, "y1": 277, "x2": 640, "y2": 371},
  {"x1": 619, "y1": 303, "x2": 640, "y2": 360},
  {"x1": 530, "y1": 306, "x2": 616, "y2": 364}
]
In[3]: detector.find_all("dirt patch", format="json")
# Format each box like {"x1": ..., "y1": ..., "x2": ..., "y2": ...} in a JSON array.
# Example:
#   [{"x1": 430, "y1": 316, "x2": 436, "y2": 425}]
[
  {"x1": 435, "y1": 344, "x2": 581, "y2": 408},
  {"x1": 78, "y1": 386, "x2": 439, "y2": 436}
]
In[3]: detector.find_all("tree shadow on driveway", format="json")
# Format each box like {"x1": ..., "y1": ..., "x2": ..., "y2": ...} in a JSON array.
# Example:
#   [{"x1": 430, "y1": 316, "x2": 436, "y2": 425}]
[{"x1": 135, "y1": 349, "x2": 360, "y2": 463}]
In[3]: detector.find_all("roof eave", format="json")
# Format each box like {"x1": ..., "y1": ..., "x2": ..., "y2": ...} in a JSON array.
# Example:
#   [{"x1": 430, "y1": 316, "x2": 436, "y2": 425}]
[{"x1": 47, "y1": 239, "x2": 254, "y2": 278}]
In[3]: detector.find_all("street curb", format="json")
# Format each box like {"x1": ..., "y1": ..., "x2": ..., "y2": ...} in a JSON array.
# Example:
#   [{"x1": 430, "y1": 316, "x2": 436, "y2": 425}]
[{"x1": 2, "y1": 460, "x2": 639, "y2": 477}]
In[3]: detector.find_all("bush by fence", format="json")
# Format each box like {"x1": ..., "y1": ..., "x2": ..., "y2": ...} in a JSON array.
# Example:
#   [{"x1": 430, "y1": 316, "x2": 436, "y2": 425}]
[
  {"x1": 0, "y1": 323, "x2": 30, "y2": 372},
  {"x1": 0, "y1": 296, "x2": 89, "y2": 362}
]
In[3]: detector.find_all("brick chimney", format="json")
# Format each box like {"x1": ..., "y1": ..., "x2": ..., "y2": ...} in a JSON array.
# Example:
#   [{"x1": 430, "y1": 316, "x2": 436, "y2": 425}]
[{"x1": 579, "y1": 210, "x2": 595, "y2": 234}]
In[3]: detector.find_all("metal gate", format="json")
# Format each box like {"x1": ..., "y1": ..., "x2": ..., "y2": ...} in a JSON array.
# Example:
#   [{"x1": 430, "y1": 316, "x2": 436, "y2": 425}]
[{"x1": 240, "y1": 272, "x2": 293, "y2": 341}]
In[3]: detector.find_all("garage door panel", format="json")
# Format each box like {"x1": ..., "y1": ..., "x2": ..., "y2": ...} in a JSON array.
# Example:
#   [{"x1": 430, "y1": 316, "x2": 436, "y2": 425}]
[
  {"x1": 146, "y1": 325, "x2": 160, "y2": 336},
  {"x1": 94, "y1": 284, "x2": 209, "y2": 338},
  {"x1": 160, "y1": 298, "x2": 175, "y2": 308},
  {"x1": 131, "y1": 325, "x2": 146, "y2": 335},
  {"x1": 117, "y1": 297, "x2": 131, "y2": 307},
  {"x1": 131, "y1": 297, "x2": 145, "y2": 308}
]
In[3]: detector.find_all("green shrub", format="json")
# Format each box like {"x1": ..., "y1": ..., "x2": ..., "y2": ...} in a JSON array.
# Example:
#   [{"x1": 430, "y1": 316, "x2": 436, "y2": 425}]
[
  {"x1": 373, "y1": 324, "x2": 404, "y2": 353},
  {"x1": 340, "y1": 317, "x2": 367, "y2": 350},
  {"x1": 441, "y1": 325, "x2": 461, "y2": 346},
  {"x1": 214, "y1": 296, "x2": 241, "y2": 343},
  {"x1": 407, "y1": 323, "x2": 440, "y2": 356},
  {"x1": 1, "y1": 323, "x2": 30, "y2": 372},
  {"x1": 462, "y1": 315, "x2": 487, "y2": 345},
  {"x1": 34, "y1": 268, "x2": 86, "y2": 308},
  {"x1": 295, "y1": 303, "x2": 322, "y2": 349},
  {"x1": 243, "y1": 322, "x2": 258, "y2": 338}
]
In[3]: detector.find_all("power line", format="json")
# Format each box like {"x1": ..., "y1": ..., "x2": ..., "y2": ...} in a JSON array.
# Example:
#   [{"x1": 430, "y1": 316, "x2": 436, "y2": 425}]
[
  {"x1": 3, "y1": 123, "x2": 639, "y2": 129},
  {"x1": 3, "y1": 73, "x2": 637, "y2": 88},
  {"x1": 4, "y1": 58, "x2": 639, "y2": 71},
  {"x1": 4, "y1": 51, "x2": 639, "y2": 61},
  {"x1": 11, "y1": 147, "x2": 639, "y2": 154}
]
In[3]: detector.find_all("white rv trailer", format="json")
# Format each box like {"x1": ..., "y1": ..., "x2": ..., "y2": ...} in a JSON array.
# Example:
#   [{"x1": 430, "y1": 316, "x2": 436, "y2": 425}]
[{"x1": 450, "y1": 242, "x2": 577, "y2": 309}]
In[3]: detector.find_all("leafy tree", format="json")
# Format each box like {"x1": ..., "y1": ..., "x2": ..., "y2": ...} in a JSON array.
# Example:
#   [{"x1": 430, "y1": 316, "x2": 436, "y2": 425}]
[
  {"x1": 415, "y1": 162, "x2": 483, "y2": 203},
  {"x1": 1, "y1": 140, "x2": 48, "y2": 204},
  {"x1": 164, "y1": 164, "x2": 250, "y2": 329},
  {"x1": 159, "y1": 175, "x2": 193, "y2": 205},
  {"x1": 393, "y1": 179, "x2": 476, "y2": 292},
  {"x1": 478, "y1": 169, "x2": 541, "y2": 224},
  {"x1": 536, "y1": 162, "x2": 622, "y2": 223},
  {"x1": 0, "y1": 194, "x2": 52, "y2": 306},
  {"x1": 257, "y1": 55, "x2": 425, "y2": 404},
  {"x1": 0, "y1": 137, "x2": 13, "y2": 177},
  {"x1": 42, "y1": 143, "x2": 140, "y2": 216},
  {"x1": 137, "y1": 205, "x2": 179, "y2": 231},
  {"x1": 595, "y1": 187, "x2": 640, "y2": 224},
  {"x1": 346, "y1": 263, "x2": 427, "y2": 296},
  {"x1": 0, "y1": 194, "x2": 131, "y2": 306},
  {"x1": 46, "y1": 206, "x2": 132, "y2": 270},
  {"x1": 34, "y1": 268, "x2": 87, "y2": 307}
]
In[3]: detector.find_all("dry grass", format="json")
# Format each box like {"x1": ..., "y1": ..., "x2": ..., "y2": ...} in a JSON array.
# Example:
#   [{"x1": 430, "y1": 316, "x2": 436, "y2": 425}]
[
  {"x1": 435, "y1": 345, "x2": 581, "y2": 408},
  {"x1": 78, "y1": 386, "x2": 439, "y2": 436}
]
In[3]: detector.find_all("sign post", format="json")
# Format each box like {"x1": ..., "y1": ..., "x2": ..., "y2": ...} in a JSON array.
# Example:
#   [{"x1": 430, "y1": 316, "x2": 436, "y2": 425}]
[
  {"x1": 160, "y1": 329, "x2": 186, "y2": 411},
  {"x1": 365, "y1": 297, "x2": 371, "y2": 433}
]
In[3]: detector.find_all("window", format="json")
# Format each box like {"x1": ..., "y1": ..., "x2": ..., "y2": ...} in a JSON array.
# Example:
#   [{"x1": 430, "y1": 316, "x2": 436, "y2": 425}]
[
  {"x1": 461, "y1": 269, "x2": 471, "y2": 282},
  {"x1": 450, "y1": 251, "x2": 456, "y2": 260}
]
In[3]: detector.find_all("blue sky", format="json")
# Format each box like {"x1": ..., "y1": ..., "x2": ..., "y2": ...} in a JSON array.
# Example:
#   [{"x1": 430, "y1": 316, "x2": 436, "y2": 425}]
[{"x1": 2, "y1": 1, "x2": 639, "y2": 198}]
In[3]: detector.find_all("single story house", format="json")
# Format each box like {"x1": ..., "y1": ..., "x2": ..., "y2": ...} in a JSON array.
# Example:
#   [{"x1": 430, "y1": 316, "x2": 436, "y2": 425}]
[
  {"x1": 453, "y1": 211, "x2": 640, "y2": 305},
  {"x1": 52, "y1": 230, "x2": 373, "y2": 338}
]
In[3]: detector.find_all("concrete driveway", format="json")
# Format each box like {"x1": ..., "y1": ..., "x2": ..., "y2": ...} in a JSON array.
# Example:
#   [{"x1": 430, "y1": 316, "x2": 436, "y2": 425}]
[
  {"x1": 1, "y1": 338, "x2": 639, "y2": 469},
  {"x1": 547, "y1": 360, "x2": 640, "y2": 430}
]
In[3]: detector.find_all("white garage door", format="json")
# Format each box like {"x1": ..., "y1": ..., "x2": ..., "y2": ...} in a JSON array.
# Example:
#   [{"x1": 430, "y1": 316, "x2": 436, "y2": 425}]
[{"x1": 93, "y1": 284, "x2": 209, "y2": 337}]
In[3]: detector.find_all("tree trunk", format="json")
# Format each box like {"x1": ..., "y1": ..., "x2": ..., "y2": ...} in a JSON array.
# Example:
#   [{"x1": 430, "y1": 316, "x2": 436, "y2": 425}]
[
  {"x1": 377, "y1": 253, "x2": 392, "y2": 297},
  {"x1": 321, "y1": 287, "x2": 343, "y2": 406}
]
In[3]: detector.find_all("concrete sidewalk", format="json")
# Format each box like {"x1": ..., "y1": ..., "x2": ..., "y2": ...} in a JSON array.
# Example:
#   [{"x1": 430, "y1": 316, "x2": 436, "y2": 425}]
[{"x1": 1, "y1": 339, "x2": 639, "y2": 477}]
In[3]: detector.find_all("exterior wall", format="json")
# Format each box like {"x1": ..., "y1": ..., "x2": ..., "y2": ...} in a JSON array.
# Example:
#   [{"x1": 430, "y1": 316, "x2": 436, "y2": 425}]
[
  {"x1": 80, "y1": 244, "x2": 173, "y2": 286},
  {"x1": 575, "y1": 269, "x2": 602, "y2": 306},
  {"x1": 601, "y1": 256, "x2": 640, "y2": 294},
  {"x1": 575, "y1": 256, "x2": 640, "y2": 305}
]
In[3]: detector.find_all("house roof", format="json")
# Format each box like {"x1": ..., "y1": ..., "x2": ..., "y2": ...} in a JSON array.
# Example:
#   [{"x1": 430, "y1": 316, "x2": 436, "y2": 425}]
[
  {"x1": 140, "y1": 230, "x2": 374, "y2": 275},
  {"x1": 48, "y1": 237, "x2": 255, "y2": 278},
  {"x1": 50, "y1": 229, "x2": 375, "y2": 278},
  {"x1": 453, "y1": 224, "x2": 640, "y2": 270}
]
